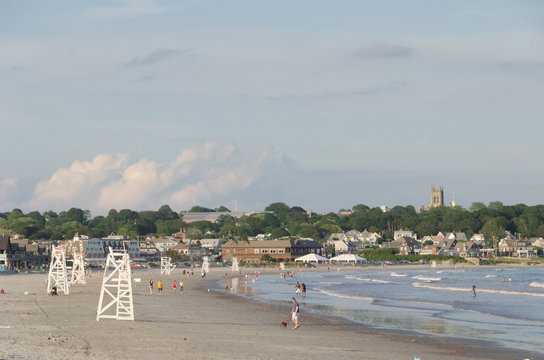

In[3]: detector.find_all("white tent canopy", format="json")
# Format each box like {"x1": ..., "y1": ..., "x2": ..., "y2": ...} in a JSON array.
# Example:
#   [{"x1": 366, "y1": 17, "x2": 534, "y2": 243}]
[
  {"x1": 329, "y1": 254, "x2": 367, "y2": 263},
  {"x1": 294, "y1": 254, "x2": 329, "y2": 263}
]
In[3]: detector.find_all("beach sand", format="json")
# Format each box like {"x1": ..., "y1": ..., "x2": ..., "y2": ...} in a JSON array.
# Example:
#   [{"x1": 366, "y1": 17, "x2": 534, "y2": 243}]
[{"x1": 0, "y1": 266, "x2": 537, "y2": 360}]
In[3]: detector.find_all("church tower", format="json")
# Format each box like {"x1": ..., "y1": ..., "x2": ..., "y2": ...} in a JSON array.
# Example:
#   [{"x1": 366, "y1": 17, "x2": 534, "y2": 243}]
[{"x1": 430, "y1": 185, "x2": 444, "y2": 208}]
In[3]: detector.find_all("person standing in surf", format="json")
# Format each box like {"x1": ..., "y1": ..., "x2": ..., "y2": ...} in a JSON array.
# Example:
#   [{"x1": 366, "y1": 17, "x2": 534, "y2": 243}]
[{"x1": 472, "y1": 285, "x2": 476, "y2": 297}]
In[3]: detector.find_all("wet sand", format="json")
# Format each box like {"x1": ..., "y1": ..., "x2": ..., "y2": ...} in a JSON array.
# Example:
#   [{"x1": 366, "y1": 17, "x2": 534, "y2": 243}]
[{"x1": 0, "y1": 266, "x2": 538, "y2": 359}]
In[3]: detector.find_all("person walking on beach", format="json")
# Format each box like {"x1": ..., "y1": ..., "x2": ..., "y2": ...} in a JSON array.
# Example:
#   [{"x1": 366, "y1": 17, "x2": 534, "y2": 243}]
[
  {"x1": 295, "y1": 282, "x2": 301, "y2": 297},
  {"x1": 472, "y1": 285, "x2": 476, "y2": 297},
  {"x1": 172, "y1": 281, "x2": 177, "y2": 292},
  {"x1": 149, "y1": 279, "x2": 154, "y2": 295},
  {"x1": 158, "y1": 280, "x2": 163, "y2": 295},
  {"x1": 179, "y1": 280, "x2": 183, "y2": 293},
  {"x1": 301, "y1": 283, "x2": 306, "y2": 298},
  {"x1": 291, "y1": 297, "x2": 300, "y2": 329}
]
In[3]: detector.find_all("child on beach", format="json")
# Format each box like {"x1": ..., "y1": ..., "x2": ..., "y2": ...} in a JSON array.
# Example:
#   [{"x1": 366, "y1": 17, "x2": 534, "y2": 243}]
[
  {"x1": 173, "y1": 281, "x2": 177, "y2": 292},
  {"x1": 301, "y1": 283, "x2": 306, "y2": 297},
  {"x1": 149, "y1": 279, "x2": 154, "y2": 295},
  {"x1": 158, "y1": 280, "x2": 163, "y2": 294},
  {"x1": 179, "y1": 280, "x2": 183, "y2": 292}
]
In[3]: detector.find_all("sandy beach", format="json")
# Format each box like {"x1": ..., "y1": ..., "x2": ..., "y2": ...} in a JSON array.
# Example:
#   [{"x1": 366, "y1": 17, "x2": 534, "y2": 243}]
[{"x1": 0, "y1": 265, "x2": 538, "y2": 360}]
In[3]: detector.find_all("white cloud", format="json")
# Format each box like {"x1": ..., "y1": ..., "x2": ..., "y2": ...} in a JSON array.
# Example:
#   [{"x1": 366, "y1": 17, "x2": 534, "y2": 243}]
[
  {"x1": 27, "y1": 143, "x2": 274, "y2": 213},
  {"x1": 0, "y1": 178, "x2": 18, "y2": 209}
]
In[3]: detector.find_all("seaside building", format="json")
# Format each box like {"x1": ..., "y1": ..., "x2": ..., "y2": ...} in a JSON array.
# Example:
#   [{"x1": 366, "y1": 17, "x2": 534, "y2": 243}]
[
  {"x1": 85, "y1": 234, "x2": 140, "y2": 261},
  {"x1": 221, "y1": 238, "x2": 322, "y2": 263},
  {"x1": 0, "y1": 235, "x2": 50, "y2": 270}
]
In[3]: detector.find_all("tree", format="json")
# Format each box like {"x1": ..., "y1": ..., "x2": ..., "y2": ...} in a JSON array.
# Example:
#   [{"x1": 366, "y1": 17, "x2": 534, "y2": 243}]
[
  {"x1": 157, "y1": 205, "x2": 179, "y2": 221},
  {"x1": 470, "y1": 202, "x2": 486, "y2": 212},
  {"x1": 260, "y1": 254, "x2": 273, "y2": 262},
  {"x1": 215, "y1": 206, "x2": 231, "y2": 212}
]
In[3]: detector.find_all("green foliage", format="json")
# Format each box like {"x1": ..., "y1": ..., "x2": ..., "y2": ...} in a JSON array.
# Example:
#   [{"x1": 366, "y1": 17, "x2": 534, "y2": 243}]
[{"x1": 260, "y1": 254, "x2": 274, "y2": 262}]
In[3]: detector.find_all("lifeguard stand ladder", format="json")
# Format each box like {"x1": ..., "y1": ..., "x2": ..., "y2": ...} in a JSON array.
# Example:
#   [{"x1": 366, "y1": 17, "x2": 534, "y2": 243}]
[{"x1": 96, "y1": 247, "x2": 134, "y2": 321}]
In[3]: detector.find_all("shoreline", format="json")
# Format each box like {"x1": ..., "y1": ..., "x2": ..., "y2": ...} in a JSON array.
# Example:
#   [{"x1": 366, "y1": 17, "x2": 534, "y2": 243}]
[
  {"x1": 0, "y1": 266, "x2": 540, "y2": 359},
  {"x1": 211, "y1": 266, "x2": 541, "y2": 359}
]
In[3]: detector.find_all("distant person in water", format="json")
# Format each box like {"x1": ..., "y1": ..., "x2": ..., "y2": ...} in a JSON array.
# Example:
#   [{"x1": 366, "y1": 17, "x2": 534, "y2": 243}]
[
  {"x1": 295, "y1": 282, "x2": 301, "y2": 297},
  {"x1": 301, "y1": 283, "x2": 306, "y2": 297},
  {"x1": 472, "y1": 285, "x2": 476, "y2": 297}
]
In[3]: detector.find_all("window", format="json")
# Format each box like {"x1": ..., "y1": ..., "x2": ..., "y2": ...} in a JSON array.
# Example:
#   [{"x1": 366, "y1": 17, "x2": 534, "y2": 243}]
[
  {"x1": 261, "y1": 249, "x2": 268, "y2": 253},
  {"x1": 270, "y1": 249, "x2": 276, "y2": 254},
  {"x1": 254, "y1": 249, "x2": 259, "y2": 254},
  {"x1": 278, "y1": 249, "x2": 284, "y2": 254}
]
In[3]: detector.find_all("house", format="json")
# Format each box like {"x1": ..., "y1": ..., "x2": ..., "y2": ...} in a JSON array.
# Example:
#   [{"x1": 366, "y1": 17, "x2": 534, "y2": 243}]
[
  {"x1": 394, "y1": 230, "x2": 417, "y2": 241},
  {"x1": 436, "y1": 238, "x2": 457, "y2": 251},
  {"x1": 387, "y1": 237, "x2": 420, "y2": 255},
  {"x1": 5, "y1": 238, "x2": 50, "y2": 269},
  {"x1": 529, "y1": 237, "x2": 544, "y2": 248},
  {"x1": 85, "y1": 235, "x2": 140, "y2": 260},
  {"x1": 329, "y1": 240, "x2": 360, "y2": 254},
  {"x1": 359, "y1": 229, "x2": 380, "y2": 246},
  {"x1": 153, "y1": 238, "x2": 179, "y2": 252},
  {"x1": 421, "y1": 235, "x2": 442, "y2": 245},
  {"x1": 198, "y1": 238, "x2": 222, "y2": 250},
  {"x1": 221, "y1": 238, "x2": 322, "y2": 263},
  {"x1": 498, "y1": 239, "x2": 518, "y2": 257},
  {"x1": 514, "y1": 240, "x2": 535, "y2": 257},
  {"x1": 139, "y1": 241, "x2": 160, "y2": 260},
  {"x1": 172, "y1": 243, "x2": 201, "y2": 260},
  {"x1": 470, "y1": 234, "x2": 485, "y2": 242},
  {"x1": 454, "y1": 242, "x2": 481, "y2": 258}
]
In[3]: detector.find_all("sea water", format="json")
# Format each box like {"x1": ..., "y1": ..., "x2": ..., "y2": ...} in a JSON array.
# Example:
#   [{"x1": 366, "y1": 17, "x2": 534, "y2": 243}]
[{"x1": 237, "y1": 267, "x2": 544, "y2": 354}]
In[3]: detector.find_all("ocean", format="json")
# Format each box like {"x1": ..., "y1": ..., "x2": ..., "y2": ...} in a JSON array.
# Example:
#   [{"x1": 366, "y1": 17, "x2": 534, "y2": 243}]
[{"x1": 232, "y1": 267, "x2": 544, "y2": 354}]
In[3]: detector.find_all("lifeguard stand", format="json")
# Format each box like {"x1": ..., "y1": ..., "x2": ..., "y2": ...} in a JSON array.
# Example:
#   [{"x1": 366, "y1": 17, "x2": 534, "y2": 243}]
[
  {"x1": 96, "y1": 247, "x2": 134, "y2": 321},
  {"x1": 160, "y1": 256, "x2": 176, "y2": 275},
  {"x1": 47, "y1": 245, "x2": 69, "y2": 295}
]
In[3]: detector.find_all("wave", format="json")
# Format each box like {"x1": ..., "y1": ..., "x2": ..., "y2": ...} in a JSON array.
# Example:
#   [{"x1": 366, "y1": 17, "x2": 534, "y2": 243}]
[
  {"x1": 315, "y1": 288, "x2": 375, "y2": 301},
  {"x1": 485, "y1": 275, "x2": 496, "y2": 278},
  {"x1": 390, "y1": 272, "x2": 407, "y2": 277},
  {"x1": 371, "y1": 279, "x2": 393, "y2": 284},
  {"x1": 412, "y1": 275, "x2": 442, "y2": 282},
  {"x1": 413, "y1": 282, "x2": 544, "y2": 297},
  {"x1": 530, "y1": 282, "x2": 544, "y2": 288}
]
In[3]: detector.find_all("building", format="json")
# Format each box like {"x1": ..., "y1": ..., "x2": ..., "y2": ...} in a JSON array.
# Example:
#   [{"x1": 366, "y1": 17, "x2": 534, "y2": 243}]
[
  {"x1": 180, "y1": 211, "x2": 258, "y2": 223},
  {"x1": 197, "y1": 238, "x2": 222, "y2": 250},
  {"x1": 394, "y1": 230, "x2": 417, "y2": 241},
  {"x1": 221, "y1": 238, "x2": 322, "y2": 263},
  {"x1": 172, "y1": 243, "x2": 201, "y2": 260},
  {"x1": 2, "y1": 237, "x2": 50, "y2": 270},
  {"x1": 387, "y1": 237, "x2": 421, "y2": 255},
  {"x1": 430, "y1": 185, "x2": 444, "y2": 208},
  {"x1": 85, "y1": 235, "x2": 140, "y2": 260}
]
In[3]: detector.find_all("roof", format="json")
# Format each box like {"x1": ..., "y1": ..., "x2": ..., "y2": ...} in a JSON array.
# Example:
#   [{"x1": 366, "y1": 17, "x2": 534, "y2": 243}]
[
  {"x1": 0, "y1": 235, "x2": 10, "y2": 252},
  {"x1": 223, "y1": 239, "x2": 321, "y2": 249},
  {"x1": 180, "y1": 212, "x2": 257, "y2": 223}
]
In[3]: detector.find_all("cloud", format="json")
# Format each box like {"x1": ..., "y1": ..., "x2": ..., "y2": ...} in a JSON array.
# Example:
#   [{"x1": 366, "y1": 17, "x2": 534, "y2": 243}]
[
  {"x1": 354, "y1": 43, "x2": 412, "y2": 59},
  {"x1": 0, "y1": 178, "x2": 18, "y2": 208},
  {"x1": 124, "y1": 48, "x2": 190, "y2": 67},
  {"x1": 27, "y1": 143, "x2": 274, "y2": 213}
]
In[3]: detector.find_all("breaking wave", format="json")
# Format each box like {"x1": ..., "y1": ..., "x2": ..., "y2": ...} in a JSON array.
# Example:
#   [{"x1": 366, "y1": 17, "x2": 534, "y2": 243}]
[
  {"x1": 412, "y1": 275, "x2": 442, "y2": 282},
  {"x1": 413, "y1": 283, "x2": 544, "y2": 297}
]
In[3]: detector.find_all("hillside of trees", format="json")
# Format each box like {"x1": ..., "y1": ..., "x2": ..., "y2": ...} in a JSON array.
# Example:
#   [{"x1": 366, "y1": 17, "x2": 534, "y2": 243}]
[{"x1": 1, "y1": 201, "x2": 544, "y2": 243}]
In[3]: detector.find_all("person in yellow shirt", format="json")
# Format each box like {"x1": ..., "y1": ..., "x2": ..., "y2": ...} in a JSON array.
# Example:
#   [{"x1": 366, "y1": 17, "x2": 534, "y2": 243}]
[
  {"x1": 179, "y1": 280, "x2": 183, "y2": 293},
  {"x1": 157, "y1": 280, "x2": 163, "y2": 294}
]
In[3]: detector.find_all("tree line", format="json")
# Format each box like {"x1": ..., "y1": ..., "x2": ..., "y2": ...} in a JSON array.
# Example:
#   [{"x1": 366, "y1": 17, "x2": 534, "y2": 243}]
[{"x1": 1, "y1": 201, "x2": 544, "y2": 243}]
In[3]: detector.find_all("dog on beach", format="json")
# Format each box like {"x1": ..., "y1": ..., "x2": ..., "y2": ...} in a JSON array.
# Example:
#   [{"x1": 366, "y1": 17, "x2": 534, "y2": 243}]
[{"x1": 280, "y1": 321, "x2": 288, "y2": 329}]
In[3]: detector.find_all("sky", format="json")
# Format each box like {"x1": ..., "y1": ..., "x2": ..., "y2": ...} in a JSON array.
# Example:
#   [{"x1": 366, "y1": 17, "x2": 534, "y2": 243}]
[{"x1": 1, "y1": 0, "x2": 543, "y2": 216}]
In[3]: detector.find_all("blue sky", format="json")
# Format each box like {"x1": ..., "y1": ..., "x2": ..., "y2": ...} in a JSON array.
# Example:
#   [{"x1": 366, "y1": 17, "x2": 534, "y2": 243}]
[{"x1": 1, "y1": 0, "x2": 543, "y2": 215}]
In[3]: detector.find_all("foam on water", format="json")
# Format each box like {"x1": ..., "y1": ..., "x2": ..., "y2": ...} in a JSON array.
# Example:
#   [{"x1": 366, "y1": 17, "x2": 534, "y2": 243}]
[
  {"x1": 413, "y1": 282, "x2": 544, "y2": 297},
  {"x1": 390, "y1": 272, "x2": 407, "y2": 277},
  {"x1": 530, "y1": 282, "x2": 544, "y2": 288},
  {"x1": 412, "y1": 275, "x2": 442, "y2": 282}
]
